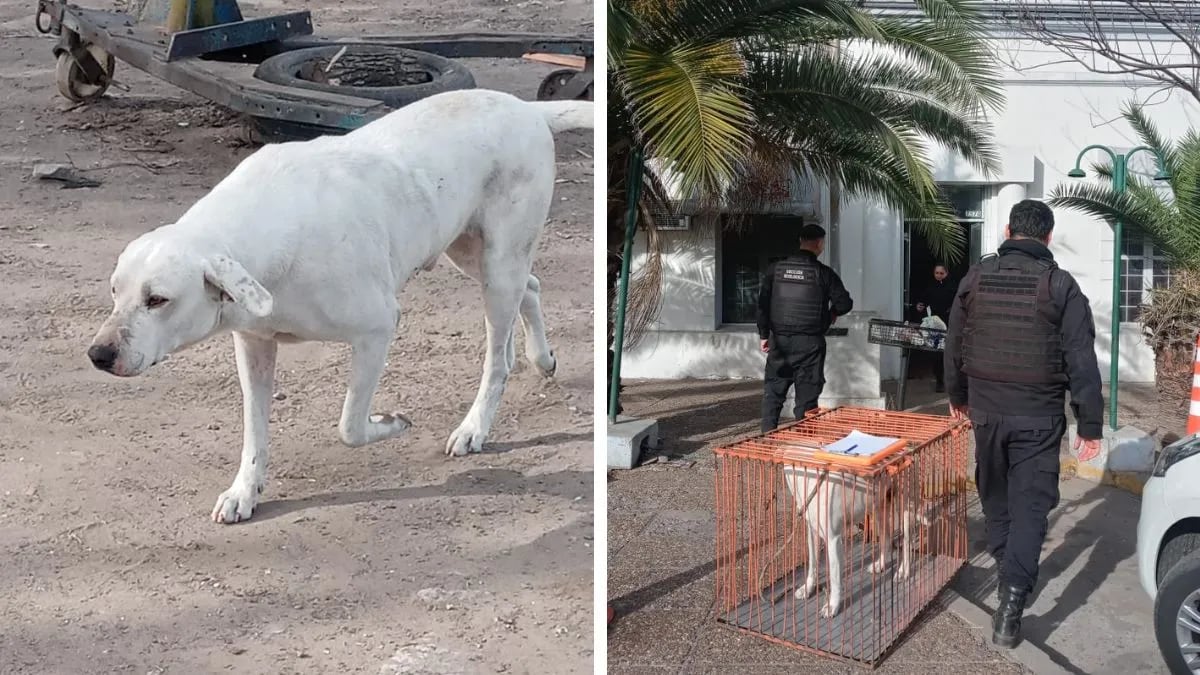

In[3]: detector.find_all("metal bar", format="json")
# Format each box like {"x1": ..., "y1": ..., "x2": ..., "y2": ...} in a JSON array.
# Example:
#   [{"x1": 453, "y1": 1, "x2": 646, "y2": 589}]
[
  {"x1": 108, "y1": 33, "x2": 385, "y2": 129},
  {"x1": 609, "y1": 149, "x2": 644, "y2": 423},
  {"x1": 1110, "y1": 153, "x2": 1127, "y2": 431},
  {"x1": 166, "y1": 11, "x2": 313, "y2": 62},
  {"x1": 283, "y1": 32, "x2": 592, "y2": 59}
]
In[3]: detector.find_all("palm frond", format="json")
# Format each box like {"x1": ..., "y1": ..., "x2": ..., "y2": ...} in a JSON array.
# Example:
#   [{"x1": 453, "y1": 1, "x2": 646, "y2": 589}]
[
  {"x1": 620, "y1": 39, "x2": 753, "y2": 199},
  {"x1": 869, "y1": 15, "x2": 1004, "y2": 115},
  {"x1": 1123, "y1": 102, "x2": 1178, "y2": 172}
]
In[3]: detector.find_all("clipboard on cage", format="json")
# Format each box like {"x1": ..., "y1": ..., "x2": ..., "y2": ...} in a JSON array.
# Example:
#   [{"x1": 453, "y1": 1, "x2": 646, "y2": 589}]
[{"x1": 867, "y1": 317, "x2": 947, "y2": 410}]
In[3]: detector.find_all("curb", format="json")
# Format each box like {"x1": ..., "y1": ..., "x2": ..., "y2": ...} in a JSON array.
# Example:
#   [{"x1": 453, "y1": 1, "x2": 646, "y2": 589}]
[
  {"x1": 942, "y1": 589, "x2": 1069, "y2": 675},
  {"x1": 1059, "y1": 457, "x2": 1149, "y2": 496}
]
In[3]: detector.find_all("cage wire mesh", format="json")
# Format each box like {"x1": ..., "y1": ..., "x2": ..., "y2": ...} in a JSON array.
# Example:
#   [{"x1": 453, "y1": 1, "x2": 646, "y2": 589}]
[
  {"x1": 867, "y1": 318, "x2": 946, "y2": 352},
  {"x1": 714, "y1": 407, "x2": 970, "y2": 667}
]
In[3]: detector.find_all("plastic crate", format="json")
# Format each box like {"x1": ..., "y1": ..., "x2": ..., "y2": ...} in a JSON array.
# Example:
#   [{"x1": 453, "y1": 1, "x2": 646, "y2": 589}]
[{"x1": 867, "y1": 318, "x2": 946, "y2": 352}]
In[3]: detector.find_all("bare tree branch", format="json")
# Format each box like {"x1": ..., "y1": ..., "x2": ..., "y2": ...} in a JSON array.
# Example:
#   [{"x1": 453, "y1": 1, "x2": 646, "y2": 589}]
[{"x1": 1003, "y1": 0, "x2": 1200, "y2": 104}]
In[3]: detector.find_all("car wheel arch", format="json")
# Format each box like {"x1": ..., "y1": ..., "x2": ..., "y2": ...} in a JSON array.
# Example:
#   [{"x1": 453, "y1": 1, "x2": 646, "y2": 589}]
[{"x1": 1158, "y1": 519, "x2": 1200, "y2": 585}]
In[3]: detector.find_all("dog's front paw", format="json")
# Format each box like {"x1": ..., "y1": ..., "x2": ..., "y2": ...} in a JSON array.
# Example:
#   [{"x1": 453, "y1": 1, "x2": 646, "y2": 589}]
[
  {"x1": 869, "y1": 557, "x2": 888, "y2": 575},
  {"x1": 820, "y1": 598, "x2": 842, "y2": 618},
  {"x1": 211, "y1": 481, "x2": 261, "y2": 524},
  {"x1": 794, "y1": 578, "x2": 817, "y2": 600},
  {"x1": 894, "y1": 562, "x2": 912, "y2": 581},
  {"x1": 445, "y1": 421, "x2": 485, "y2": 457}
]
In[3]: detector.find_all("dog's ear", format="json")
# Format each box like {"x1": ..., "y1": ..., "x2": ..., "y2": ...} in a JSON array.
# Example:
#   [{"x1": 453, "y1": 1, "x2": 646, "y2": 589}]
[{"x1": 202, "y1": 255, "x2": 273, "y2": 318}]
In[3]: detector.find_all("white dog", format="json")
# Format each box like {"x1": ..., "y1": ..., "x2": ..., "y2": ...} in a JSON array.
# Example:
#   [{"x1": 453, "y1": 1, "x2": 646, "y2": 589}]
[
  {"x1": 781, "y1": 464, "x2": 928, "y2": 618},
  {"x1": 87, "y1": 88, "x2": 593, "y2": 523}
]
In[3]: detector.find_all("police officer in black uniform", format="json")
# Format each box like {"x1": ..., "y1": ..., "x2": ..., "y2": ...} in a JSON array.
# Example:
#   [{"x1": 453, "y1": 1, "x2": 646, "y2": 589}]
[
  {"x1": 756, "y1": 224, "x2": 854, "y2": 433},
  {"x1": 945, "y1": 200, "x2": 1104, "y2": 649}
]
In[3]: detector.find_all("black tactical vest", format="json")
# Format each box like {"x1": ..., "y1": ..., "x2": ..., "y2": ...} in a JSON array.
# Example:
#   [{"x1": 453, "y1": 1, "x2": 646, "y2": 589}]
[
  {"x1": 769, "y1": 256, "x2": 825, "y2": 335},
  {"x1": 962, "y1": 253, "x2": 1067, "y2": 384}
]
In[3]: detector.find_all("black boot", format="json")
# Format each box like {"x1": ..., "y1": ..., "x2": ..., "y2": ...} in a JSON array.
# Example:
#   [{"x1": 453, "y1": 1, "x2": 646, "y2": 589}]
[{"x1": 993, "y1": 584, "x2": 1027, "y2": 648}]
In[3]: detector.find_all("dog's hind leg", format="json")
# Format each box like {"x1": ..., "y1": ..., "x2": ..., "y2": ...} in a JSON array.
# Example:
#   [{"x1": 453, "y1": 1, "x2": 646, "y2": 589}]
[
  {"x1": 212, "y1": 332, "x2": 277, "y2": 524},
  {"x1": 445, "y1": 237, "x2": 555, "y2": 378},
  {"x1": 442, "y1": 227, "x2": 531, "y2": 456},
  {"x1": 519, "y1": 274, "x2": 557, "y2": 376},
  {"x1": 337, "y1": 330, "x2": 413, "y2": 448}
]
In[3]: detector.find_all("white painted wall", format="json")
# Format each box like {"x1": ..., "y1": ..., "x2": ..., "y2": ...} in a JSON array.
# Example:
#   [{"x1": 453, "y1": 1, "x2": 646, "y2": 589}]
[{"x1": 623, "y1": 34, "x2": 1200, "y2": 387}]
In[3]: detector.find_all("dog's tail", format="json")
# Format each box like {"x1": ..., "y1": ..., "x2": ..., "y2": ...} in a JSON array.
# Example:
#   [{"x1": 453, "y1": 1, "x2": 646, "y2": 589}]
[{"x1": 527, "y1": 100, "x2": 595, "y2": 133}]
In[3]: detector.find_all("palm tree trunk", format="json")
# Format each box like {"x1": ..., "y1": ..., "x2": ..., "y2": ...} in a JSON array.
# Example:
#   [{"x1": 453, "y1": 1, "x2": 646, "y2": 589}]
[{"x1": 1155, "y1": 341, "x2": 1193, "y2": 429}]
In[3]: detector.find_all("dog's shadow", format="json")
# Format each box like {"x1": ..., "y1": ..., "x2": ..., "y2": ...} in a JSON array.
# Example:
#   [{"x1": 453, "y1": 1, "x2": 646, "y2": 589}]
[
  {"x1": 475, "y1": 430, "x2": 592, "y2": 454},
  {"x1": 248, "y1": 466, "x2": 592, "y2": 523}
]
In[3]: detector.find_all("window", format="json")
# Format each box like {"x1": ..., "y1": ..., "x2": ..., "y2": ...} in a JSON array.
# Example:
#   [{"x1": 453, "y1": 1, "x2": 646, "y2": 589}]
[
  {"x1": 720, "y1": 216, "x2": 805, "y2": 324},
  {"x1": 1119, "y1": 231, "x2": 1171, "y2": 322}
]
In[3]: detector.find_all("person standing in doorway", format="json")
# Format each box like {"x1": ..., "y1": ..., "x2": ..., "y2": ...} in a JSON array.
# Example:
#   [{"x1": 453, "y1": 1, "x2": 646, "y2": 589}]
[
  {"x1": 945, "y1": 199, "x2": 1103, "y2": 649},
  {"x1": 756, "y1": 224, "x2": 854, "y2": 433},
  {"x1": 915, "y1": 264, "x2": 957, "y2": 392}
]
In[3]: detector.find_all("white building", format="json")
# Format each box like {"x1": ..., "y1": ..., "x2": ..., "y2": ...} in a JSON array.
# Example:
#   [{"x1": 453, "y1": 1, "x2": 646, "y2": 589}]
[{"x1": 622, "y1": 5, "x2": 1200, "y2": 412}]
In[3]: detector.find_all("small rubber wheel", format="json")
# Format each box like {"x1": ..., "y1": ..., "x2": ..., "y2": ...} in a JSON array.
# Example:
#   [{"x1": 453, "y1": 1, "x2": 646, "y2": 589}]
[
  {"x1": 55, "y1": 45, "x2": 115, "y2": 102},
  {"x1": 537, "y1": 69, "x2": 593, "y2": 101}
]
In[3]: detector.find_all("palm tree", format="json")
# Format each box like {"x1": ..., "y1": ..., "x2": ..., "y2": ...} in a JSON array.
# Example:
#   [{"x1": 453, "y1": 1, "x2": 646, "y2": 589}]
[
  {"x1": 1047, "y1": 102, "x2": 1200, "y2": 423},
  {"x1": 607, "y1": 0, "x2": 1005, "y2": 410}
]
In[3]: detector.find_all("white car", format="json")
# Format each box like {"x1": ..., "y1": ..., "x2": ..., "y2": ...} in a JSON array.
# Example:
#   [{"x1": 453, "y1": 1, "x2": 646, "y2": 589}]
[{"x1": 1137, "y1": 433, "x2": 1200, "y2": 674}]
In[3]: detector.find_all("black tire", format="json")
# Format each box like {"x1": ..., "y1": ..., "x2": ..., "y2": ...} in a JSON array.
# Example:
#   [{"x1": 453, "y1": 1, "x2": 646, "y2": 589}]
[
  {"x1": 1160, "y1": 533, "x2": 1200, "y2": 585},
  {"x1": 1153, "y1": 544, "x2": 1200, "y2": 675},
  {"x1": 253, "y1": 45, "x2": 475, "y2": 110}
]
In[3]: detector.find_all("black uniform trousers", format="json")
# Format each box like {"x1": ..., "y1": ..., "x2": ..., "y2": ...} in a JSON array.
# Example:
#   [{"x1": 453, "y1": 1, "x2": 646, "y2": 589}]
[
  {"x1": 762, "y1": 333, "x2": 826, "y2": 433},
  {"x1": 971, "y1": 411, "x2": 1065, "y2": 595}
]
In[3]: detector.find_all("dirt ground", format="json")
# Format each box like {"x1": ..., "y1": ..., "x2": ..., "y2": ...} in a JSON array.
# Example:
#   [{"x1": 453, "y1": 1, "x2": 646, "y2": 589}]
[{"x1": 0, "y1": 1, "x2": 594, "y2": 673}]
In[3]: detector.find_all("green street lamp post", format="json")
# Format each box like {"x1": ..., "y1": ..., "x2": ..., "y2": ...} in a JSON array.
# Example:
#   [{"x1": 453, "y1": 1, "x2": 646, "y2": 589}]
[
  {"x1": 1067, "y1": 144, "x2": 1171, "y2": 431},
  {"x1": 609, "y1": 148, "x2": 644, "y2": 424}
]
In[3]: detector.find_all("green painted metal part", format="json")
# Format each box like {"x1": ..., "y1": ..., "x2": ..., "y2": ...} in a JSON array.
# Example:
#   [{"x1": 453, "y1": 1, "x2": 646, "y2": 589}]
[
  {"x1": 609, "y1": 149, "x2": 643, "y2": 423},
  {"x1": 1070, "y1": 143, "x2": 1171, "y2": 431}
]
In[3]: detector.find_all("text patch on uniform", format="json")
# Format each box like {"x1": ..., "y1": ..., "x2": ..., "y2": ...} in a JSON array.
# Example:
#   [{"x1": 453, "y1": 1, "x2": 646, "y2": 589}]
[{"x1": 781, "y1": 267, "x2": 815, "y2": 284}]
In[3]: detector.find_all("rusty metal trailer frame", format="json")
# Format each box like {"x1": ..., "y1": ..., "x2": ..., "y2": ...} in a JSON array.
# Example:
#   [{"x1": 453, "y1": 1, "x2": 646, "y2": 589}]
[{"x1": 34, "y1": 0, "x2": 593, "y2": 138}]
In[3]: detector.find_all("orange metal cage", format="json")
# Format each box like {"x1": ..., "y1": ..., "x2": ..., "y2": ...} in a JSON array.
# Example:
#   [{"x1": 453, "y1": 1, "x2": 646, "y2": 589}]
[{"x1": 714, "y1": 407, "x2": 970, "y2": 668}]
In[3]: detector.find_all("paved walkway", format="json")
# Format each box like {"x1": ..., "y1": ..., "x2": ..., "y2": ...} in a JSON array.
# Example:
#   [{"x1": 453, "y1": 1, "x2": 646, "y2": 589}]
[
  {"x1": 956, "y1": 478, "x2": 1166, "y2": 675},
  {"x1": 608, "y1": 379, "x2": 1169, "y2": 674}
]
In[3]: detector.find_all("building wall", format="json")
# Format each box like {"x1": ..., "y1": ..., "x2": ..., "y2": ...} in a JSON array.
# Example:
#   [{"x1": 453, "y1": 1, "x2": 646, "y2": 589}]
[{"x1": 624, "y1": 35, "x2": 1200, "y2": 386}]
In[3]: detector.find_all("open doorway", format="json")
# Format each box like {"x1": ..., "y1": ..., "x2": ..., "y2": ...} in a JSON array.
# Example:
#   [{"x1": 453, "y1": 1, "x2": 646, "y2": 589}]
[
  {"x1": 902, "y1": 185, "x2": 986, "y2": 319},
  {"x1": 901, "y1": 185, "x2": 986, "y2": 382}
]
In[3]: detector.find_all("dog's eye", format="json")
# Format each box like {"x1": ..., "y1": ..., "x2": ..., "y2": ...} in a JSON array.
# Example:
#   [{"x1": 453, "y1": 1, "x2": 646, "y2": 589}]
[{"x1": 146, "y1": 295, "x2": 169, "y2": 309}]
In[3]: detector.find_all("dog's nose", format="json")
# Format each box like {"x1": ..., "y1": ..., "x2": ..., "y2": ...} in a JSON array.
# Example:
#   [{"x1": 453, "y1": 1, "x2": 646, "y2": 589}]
[{"x1": 87, "y1": 344, "x2": 118, "y2": 371}]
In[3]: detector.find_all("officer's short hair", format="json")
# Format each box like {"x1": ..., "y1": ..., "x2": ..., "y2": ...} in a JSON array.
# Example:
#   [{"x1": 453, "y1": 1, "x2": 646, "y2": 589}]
[
  {"x1": 798, "y1": 223, "x2": 826, "y2": 243},
  {"x1": 1008, "y1": 200, "x2": 1055, "y2": 240}
]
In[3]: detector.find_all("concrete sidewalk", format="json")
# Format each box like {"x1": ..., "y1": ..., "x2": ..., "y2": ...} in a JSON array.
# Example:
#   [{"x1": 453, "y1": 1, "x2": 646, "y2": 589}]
[
  {"x1": 954, "y1": 477, "x2": 1167, "y2": 675},
  {"x1": 609, "y1": 380, "x2": 1170, "y2": 674}
]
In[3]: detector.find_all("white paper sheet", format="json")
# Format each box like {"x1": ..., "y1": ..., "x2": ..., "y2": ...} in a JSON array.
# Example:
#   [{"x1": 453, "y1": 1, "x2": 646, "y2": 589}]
[{"x1": 822, "y1": 429, "x2": 900, "y2": 457}]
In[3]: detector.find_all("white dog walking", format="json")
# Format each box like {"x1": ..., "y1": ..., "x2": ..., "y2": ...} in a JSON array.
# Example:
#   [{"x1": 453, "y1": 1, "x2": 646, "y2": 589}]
[{"x1": 87, "y1": 88, "x2": 593, "y2": 523}]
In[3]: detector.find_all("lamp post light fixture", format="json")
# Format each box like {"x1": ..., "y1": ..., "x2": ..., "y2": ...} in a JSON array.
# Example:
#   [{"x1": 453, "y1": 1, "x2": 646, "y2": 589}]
[{"x1": 1067, "y1": 144, "x2": 1172, "y2": 431}]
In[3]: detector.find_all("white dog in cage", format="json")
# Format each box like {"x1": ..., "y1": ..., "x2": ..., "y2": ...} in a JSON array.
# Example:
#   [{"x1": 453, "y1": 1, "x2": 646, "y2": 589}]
[{"x1": 782, "y1": 464, "x2": 930, "y2": 618}]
